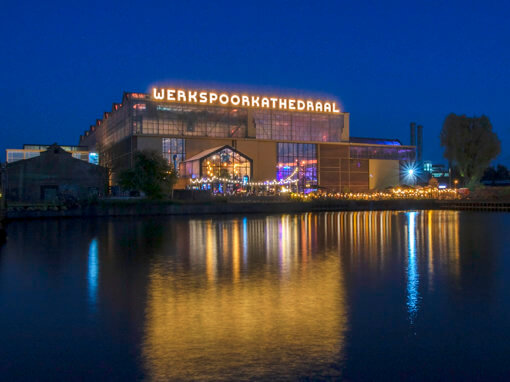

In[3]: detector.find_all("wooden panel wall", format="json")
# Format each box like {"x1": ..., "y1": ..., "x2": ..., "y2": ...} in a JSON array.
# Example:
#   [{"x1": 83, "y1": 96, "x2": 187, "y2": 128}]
[{"x1": 318, "y1": 144, "x2": 369, "y2": 192}]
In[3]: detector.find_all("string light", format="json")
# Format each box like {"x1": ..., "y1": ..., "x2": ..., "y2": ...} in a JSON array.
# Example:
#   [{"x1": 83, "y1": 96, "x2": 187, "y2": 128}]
[
  {"x1": 290, "y1": 187, "x2": 459, "y2": 200},
  {"x1": 190, "y1": 167, "x2": 299, "y2": 187}
]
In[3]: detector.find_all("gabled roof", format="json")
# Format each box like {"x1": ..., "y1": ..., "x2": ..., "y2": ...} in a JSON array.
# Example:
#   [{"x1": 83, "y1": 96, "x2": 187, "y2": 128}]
[{"x1": 182, "y1": 145, "x2": 252, "y2": 163}]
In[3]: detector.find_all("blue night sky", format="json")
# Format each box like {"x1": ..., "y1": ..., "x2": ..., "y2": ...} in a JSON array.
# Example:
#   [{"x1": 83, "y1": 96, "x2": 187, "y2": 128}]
[{"x1": 1, "y1": 0, "x2": 509, "y2": 165}]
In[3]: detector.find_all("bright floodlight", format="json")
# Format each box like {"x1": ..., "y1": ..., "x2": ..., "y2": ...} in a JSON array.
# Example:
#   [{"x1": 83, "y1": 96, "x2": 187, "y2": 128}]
[{"x1": 401, "y1": 162, "x2": 420, "y2": 185}]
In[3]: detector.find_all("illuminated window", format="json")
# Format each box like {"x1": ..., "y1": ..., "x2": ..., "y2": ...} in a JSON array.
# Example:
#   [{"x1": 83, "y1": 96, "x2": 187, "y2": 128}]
[
  {"x1": 25, "y1": 152, "x2": 40, "y2": 159},
  {"x1": 350, "y1": 145, "x2": 415, "y2": 161},
  {"x1": 181, "y1": 146, "x2": 251, "y2": 181},
  {"x1": 162, "y1": 138, "x2": 185, "y2": 171},
  {"x1": 277, "y1": 143, "x2": 317, "y2": 192},
  {"x1": 7, "y1": 151, "x2": 25, "y2": 162},
  {"x1": 88, "y1": 152, "x2": 99, "y2": 165}
]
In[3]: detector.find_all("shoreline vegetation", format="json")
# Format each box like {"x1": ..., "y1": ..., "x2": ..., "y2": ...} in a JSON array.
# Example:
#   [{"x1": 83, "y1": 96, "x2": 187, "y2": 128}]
[{"x1": 4, "y1": 189, "x2": 510, "y2": 220}]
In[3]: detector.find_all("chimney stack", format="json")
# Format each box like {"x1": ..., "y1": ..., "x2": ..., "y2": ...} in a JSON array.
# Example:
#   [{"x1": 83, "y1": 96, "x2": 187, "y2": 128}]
[
  {"x1": 410, "y1": 122, "x2": 416, "y2": 147},
  {"x1": 417, "y1": 125, "x2": 423, "y2": 164}
]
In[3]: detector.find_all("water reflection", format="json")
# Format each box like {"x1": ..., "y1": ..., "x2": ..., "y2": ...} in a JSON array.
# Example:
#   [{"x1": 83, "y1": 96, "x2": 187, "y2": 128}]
[
  {"x1": 143, "y1": 214, "x2": 347, "y2": 381},
  {"x1": 406, "y1": 212, "x2": 419, "y2": 322},
  {"x1": 141, "y1": 210, "x2": 469, "y2": 380},
  {"x1": 88, "y1": 238, "x2": 99, "y2": 308},
  {"x1": 2, "y1": 210, "x2": 507, "y2": 380}
]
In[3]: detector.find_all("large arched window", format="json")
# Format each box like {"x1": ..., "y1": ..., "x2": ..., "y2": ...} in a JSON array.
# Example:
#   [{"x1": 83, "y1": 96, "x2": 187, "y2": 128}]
[
  {"x1": 181, "y1": 145, "x2": 252, "y2": 181},
  {"x1": 201, "y1": 147, "x2": 251, "y2": 180}
]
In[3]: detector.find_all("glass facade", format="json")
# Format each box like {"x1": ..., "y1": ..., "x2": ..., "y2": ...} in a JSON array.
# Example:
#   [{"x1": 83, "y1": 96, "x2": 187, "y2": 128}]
[
  {"x1": 349, "y1": 145, "x2": 415, "y2": 161},
  {"x1": 72, "y1": 153, "x2": 90, "y2": 161},
  {"x1": 162, "y1": 138, "x2": 186, "y2": 171},
  {"x1": 201, "y1": 148, "x2": 251, "y2": 180},
  {"x1": 7, "y1": 151, "x2": 24, "y2": 163},
  {"x1": 182, "y1": 147, "x2": 251, "y2": 181},
  {"x1": 277, "y1": 143, "x2": 317, "y2": 192},
  {"x1": 140, "y1": 105, "x2": 248, "y2": 138},
  {"x1": 79, "y1": 92, "x2": 348, "y2": 177},
  {"x1": 6, "y1": 146, "x2": 91, "y2": 163},
  {"x1": 143, "y1": 106, "x2": 343, "y2": 142},
  {"x1": 255, "y1": 112, "x2": 342, "y2": 142},
  {"x1": 101, "y1": 95, "x2": 346, "y2": 145}
]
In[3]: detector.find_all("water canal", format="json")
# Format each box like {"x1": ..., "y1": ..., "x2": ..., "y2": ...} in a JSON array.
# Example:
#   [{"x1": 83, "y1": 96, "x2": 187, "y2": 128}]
[{"x1": 1, "y1": 211, "x2": 509, "y2": 380}]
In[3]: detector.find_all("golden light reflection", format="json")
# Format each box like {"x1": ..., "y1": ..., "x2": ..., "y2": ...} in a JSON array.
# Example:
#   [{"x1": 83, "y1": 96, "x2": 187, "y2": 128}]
[
  {"x1": 328, "y1": 210, "x2": 460, "y2": 278},
  {"x1": 142, "y1": 215, "x2": 347, "y2": 381},
  {"x1": 141, "y1": 210, "x2": 462, "y2": 380}
]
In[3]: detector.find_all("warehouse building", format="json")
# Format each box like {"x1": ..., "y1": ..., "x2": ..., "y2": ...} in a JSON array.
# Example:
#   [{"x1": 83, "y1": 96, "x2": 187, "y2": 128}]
[
  {"x1": 5, "y1": 144, "x2": 107, "y2": 203},
  {"x1": 79, "y1": 86, "x2": 415, "y2": 192}
]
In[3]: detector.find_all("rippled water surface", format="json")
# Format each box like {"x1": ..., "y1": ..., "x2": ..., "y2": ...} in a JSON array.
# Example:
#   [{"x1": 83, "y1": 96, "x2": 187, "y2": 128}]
[{"x1": 1, "y1": 211, "x2": 510, "y2": 380}]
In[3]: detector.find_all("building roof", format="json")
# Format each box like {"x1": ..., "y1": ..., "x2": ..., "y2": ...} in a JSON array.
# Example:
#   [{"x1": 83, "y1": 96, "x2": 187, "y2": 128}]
[
  {"x1": 183, "y1": 146, "x2": 227, "y2": 162},
  {"x1": 22, "y1": 144, "x2": 88, "y2": 151},
  {"x1": 349, "y1": 137, "x2": 402, "y2": 146},
  {"x1": 6, "y1": 144, "x2": 73, "y2": 167},
  {"x1": 182, "y1": 145, "x2": 252, "y2": 163}
]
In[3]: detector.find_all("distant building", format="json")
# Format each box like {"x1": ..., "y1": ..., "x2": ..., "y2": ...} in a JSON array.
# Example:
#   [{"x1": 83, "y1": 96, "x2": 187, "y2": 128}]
[
  {"x1": 427, "y1": 163, "x2": 450, "y2": 179},
  {"x1": 5, "y1": 144, "x2": 107, "y2": 203},
  {"x1": 423, "y1": 161, "x2": 450, "y2": 187},
  {"x1": 6, "y1": 144, "x2": 97, "y2": 164}
]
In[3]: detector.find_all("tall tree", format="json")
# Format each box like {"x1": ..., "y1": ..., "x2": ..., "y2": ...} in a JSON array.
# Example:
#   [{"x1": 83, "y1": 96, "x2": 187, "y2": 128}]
[
  {"x1": 119, "y1": 150, "x2": 177, "y2": 199},
  {"x1": 440, "y1": 114, "x2": 501, "y2": 188},
  {"x1": 495, "y1": 164, "x2": 510, "y2": 180}
]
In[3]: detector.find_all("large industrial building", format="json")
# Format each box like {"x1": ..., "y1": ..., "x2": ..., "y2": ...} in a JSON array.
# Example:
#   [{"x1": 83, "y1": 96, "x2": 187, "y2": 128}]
[{"x1": 79, "y1": 87, "x2": 415, "y2": 192}]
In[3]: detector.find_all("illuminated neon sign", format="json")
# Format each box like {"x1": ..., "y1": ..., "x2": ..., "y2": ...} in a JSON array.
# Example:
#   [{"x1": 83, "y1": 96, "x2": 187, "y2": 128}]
[{"x1": 151, "y1": 87, "x2": 341, "y2": 114}]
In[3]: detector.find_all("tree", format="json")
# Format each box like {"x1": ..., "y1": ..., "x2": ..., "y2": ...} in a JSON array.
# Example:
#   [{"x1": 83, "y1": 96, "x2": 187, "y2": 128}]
[
  {"x1": 482, "y1": 166, "x2": 497, "y2": 185},
  {"x1": 119, "y1": 150, "x2": 177, "y2": 199},
  {"x1": 440, "y1": 114, "x2": 501, "y2": 189},
  {"x1": 495, "y1": 164, "x2": 510, "y2": 180}
]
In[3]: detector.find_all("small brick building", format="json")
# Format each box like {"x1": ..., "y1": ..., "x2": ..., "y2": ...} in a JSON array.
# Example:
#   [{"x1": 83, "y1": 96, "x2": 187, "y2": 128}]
[{"x1": 5, "y1": 144, "x2": 108, "y2": 203}]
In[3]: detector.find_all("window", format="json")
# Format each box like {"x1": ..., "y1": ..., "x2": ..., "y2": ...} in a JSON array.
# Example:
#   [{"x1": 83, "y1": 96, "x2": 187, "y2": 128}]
[
  {"x1": 162, "y1": 138, "x2": 186, "y2": 171},
  {"x1": 7, "y1": 151, "x2": 25, "y2": 162},
  {"x1": 350, "y1": 145, "x2": 415, "y2": 161},
  {"x1": 200, "y1": 147, "x2": 251, "y2": 180},
  {"x1": 255, "y1": 111, "x2": 343, "y2": 142},
  {"x1": 277, "y1": 143, "x2": 317, "y2": 192}
]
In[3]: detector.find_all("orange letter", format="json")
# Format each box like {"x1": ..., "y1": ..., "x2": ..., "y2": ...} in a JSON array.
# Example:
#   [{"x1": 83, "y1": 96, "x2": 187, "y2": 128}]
[
  {"x1": 209, "y1": 92, "x2": 218, "y2": 103},
  {"x1": 219, "y1": 94, "x2": 229, "y2": 104},
  {"x1": 153, "y1": 88, "x2": 165, "y2": 100},
  {"x1": 188, "y1": 91, "x2": 198, "y2": 103},
  {"x1": 231, "y1": 94, "x2": 241, "y2": 105}
]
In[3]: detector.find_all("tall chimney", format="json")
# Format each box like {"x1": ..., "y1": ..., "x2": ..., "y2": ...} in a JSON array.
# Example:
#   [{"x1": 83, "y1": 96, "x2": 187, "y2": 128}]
[
  {"x1": 410, "y1": 122, "x2": 416, "y2": 147},
  {"x1": 417, "y1": 125, "x2": 423, "y2": 164}
]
